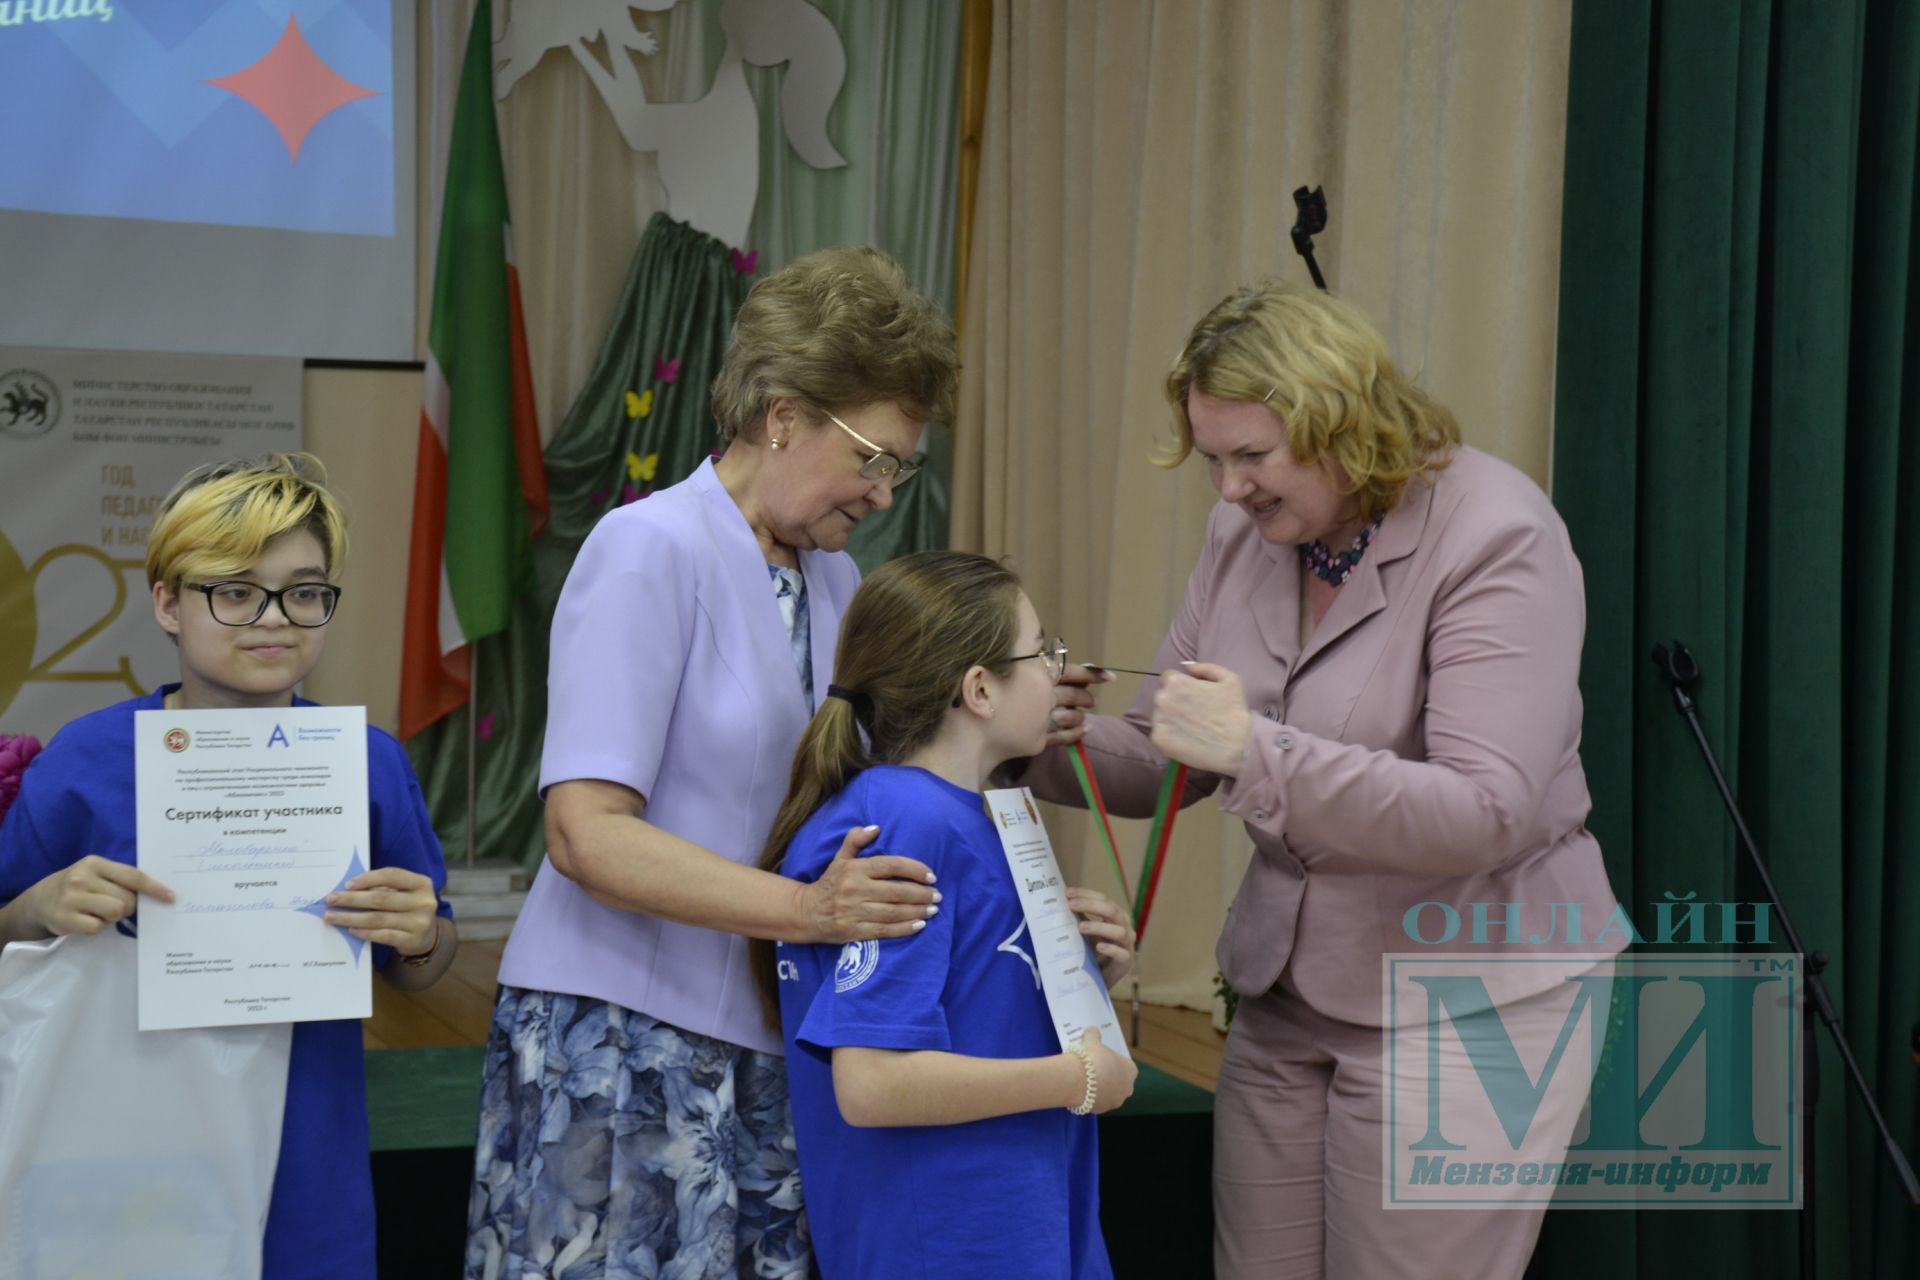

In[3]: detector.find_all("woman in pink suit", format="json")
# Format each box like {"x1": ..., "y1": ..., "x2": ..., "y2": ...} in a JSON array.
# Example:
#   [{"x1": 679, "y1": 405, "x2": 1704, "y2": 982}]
[{"x1": 1030, "y1": 281, "x2": 1624, "y2": 1278}]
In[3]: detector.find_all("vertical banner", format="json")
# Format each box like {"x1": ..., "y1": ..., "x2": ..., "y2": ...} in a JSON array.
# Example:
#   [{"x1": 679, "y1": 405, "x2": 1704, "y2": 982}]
[{"x1": 0, "y1": 347, "x2": 302, "y2": 740}]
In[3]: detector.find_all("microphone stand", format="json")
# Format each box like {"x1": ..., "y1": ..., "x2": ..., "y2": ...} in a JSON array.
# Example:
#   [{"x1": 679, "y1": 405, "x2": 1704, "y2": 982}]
[
  {"x1": 1291, "y1": 185, "x2": 1329, "y2": 290},
  {"x1": 1650, "y1": 641, "x2": 1920, "y2": 1278}
]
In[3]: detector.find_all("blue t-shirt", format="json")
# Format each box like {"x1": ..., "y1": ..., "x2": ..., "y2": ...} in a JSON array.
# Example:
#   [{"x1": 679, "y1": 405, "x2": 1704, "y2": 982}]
[
  {"x1": 776, "y1": 765, "x2": 1110, "y2": 1280},
  {"x1": 0, "y1": 686, "x2": 451, "y2": 1280}
]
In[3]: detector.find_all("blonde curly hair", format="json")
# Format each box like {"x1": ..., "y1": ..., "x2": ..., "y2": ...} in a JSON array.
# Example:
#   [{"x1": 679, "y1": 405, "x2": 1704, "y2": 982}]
[{"x1": 1164, "y1": 280, "x2": 1460, "y2": 520}]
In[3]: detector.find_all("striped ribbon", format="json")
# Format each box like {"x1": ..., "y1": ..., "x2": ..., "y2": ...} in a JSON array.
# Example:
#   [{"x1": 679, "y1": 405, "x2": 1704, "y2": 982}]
[{"x1": 1070, "y1": 741, "x2": 1186, "y2": 943}]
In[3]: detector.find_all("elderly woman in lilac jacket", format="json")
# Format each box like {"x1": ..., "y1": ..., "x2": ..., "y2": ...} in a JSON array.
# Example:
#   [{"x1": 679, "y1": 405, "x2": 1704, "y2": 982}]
[
  {"x1": 465, "y1": 249, "x2": 959, "y2": 1280},
  {"x1": 1032, "y1": 281, "x2": 1624, "y2": 1280}
]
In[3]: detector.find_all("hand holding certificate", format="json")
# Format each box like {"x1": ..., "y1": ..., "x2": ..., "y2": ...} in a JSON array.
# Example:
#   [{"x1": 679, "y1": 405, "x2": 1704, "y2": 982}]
[
  {"x1": 134, "y1": 705, "x2": 374, "y2": 1030},
  {"x1": 984, "y1": 787, "x2": 1133, "y2": 1060}
]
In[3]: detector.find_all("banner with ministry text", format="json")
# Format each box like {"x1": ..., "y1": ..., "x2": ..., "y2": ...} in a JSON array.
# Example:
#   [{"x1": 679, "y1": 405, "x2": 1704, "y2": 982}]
[{"x1": 0, "y1": 347, "x2": 301, "y2": 741}]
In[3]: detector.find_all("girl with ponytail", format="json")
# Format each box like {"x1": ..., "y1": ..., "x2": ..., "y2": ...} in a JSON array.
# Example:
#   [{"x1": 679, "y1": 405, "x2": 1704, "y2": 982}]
[{"x1": 750, "y1": 550, "x2": 1137, "y2": 1280}]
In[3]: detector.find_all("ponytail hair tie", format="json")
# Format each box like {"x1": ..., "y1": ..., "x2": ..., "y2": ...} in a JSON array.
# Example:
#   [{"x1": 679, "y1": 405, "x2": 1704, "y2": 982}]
[{"x1": 825, "y1": 684, "x2": 874, "y2": 721}]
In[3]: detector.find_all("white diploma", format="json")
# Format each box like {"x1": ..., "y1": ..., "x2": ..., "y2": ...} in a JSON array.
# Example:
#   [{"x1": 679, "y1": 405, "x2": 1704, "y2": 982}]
[
  {"x1": 984, "y1": 787, "x2": 1131, "y2": 1060},
  {"x1": 134, "y1": 706, "x2": 373, "y2": 1031}
]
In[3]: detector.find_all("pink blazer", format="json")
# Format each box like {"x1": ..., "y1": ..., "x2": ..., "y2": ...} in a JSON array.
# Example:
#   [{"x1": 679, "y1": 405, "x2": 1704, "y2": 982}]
[{"x1": 1025, "y1": 447, "x2": 1622, "y2": 1024}]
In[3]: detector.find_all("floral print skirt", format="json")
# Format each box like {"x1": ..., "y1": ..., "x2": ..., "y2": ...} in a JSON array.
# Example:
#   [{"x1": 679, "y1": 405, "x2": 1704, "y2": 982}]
[{"x1": 464, "y1": 986, "x2": 810, "y2": 1280}]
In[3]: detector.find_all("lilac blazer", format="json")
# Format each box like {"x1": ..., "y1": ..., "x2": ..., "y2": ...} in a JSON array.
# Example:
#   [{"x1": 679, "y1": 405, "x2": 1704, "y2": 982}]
[
  {"x1": 1025, "y1": 447, "x2": 1622, "y2": 1023},
  {"x1": 498, "y1": 459, "x2": 859, "y2": 1053}
]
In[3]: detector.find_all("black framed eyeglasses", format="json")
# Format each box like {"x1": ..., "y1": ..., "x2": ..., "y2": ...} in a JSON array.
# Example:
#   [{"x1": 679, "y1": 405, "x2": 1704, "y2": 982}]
[
  {"x1": 826, "y1": 410, "x2": 923, "y2": 486},
  {"x1": 190, "y1": 581, "x2": 342, "y2": 628},
  {"x1": 1008, "y1": 637, "x2": 1068, "y2": 684}
]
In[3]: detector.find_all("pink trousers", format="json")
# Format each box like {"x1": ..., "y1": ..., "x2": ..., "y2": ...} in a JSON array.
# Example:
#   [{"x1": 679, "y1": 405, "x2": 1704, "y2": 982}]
[{"x1": 1213, "y1": 977, "x2": 1607, "y2": 1280}]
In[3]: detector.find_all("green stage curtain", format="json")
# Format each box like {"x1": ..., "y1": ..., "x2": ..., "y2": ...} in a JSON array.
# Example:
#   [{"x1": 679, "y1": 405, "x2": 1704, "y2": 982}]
[{"x1": 1535, "y1": 1, "x2": 1918, "y2": 1276}]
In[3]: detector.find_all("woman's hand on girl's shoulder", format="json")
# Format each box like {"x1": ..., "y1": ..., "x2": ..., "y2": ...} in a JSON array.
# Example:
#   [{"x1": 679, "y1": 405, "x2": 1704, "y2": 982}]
[{"x1": 801, "y1": 824, "x2": 941, "y2": 943}]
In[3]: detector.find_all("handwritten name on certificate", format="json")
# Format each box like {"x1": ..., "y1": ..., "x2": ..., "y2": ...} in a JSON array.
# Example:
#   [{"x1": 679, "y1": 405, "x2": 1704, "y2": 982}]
[
  {"x1": 134, "y1": 706, "x2": 373, "y2": 1031},
  {"x1": 983, "y1": 788, "x2": 1131, "y2": 1060}
]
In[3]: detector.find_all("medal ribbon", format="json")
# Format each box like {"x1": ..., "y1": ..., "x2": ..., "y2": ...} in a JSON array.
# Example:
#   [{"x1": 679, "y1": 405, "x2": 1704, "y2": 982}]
[{"x1": 1069, "y1": 742, "x2": 1186, "y2": 943}]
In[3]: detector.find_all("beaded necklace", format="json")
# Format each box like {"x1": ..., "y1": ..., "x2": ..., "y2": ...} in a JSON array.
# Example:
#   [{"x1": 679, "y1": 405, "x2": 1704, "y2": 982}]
[{"x1": 1301, "y1": 517, "x2": 1383, "y2": 587}]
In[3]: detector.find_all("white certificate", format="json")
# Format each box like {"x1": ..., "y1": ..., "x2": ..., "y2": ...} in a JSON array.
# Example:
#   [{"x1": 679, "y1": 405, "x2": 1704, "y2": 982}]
[
  {"x1": 133, "y1": 706, "x2": 373, "y2": 1031},
  {"x1": 984, "y1": 787, "x2": 1132, "y2": 1060}
]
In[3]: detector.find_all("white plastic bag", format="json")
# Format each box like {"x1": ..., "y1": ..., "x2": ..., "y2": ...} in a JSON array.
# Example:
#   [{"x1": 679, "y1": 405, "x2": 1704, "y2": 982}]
[{"x1": 0, "y1": 930, "x2": 292, "y2": 1280}]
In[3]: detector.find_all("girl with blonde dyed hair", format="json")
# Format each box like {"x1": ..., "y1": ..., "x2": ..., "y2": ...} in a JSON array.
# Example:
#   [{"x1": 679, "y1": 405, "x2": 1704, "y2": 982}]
[
  {"x1": 0, "y1": 453, "x2": 454, "y2": 1280},
  {"x1": 144, "y1": 452, "x2": 348, "y2": 596},
  {"x1": 1019, "y1": 281, "x2": 1622, "y2": 1278},
  {"x1": 753, "y1": 550, "x2": 1136, "y2": 1280}
]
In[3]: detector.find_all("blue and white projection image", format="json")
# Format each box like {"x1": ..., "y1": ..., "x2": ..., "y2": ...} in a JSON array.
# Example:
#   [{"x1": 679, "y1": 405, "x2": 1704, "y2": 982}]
[{"x1": 0, "y1": 0, "x2": 395, "y2": 237}]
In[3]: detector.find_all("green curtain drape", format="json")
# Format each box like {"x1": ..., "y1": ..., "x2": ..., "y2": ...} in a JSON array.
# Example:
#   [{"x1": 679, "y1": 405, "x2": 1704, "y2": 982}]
[
  {"x1": 407, "y1": 216, "x2": 749, "y2": 873},
  {"x1": 1536, "y1": 1, "x2": 1918, "y2": 1276},
  {"x1": 409, "y1": 2, "x2": 966, "y2": 872}
]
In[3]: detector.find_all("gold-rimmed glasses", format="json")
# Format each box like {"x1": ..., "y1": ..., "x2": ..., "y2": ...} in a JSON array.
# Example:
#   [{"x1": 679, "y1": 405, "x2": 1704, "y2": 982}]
[{"x1": 825, "y1": 411, "x2": 923, "y2": 486}]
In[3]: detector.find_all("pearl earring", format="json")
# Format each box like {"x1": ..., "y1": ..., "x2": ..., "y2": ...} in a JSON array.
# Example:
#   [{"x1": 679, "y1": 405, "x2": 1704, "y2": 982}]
[{"x1": 770, "y1": 438, "x2": 783, "y2": 450}]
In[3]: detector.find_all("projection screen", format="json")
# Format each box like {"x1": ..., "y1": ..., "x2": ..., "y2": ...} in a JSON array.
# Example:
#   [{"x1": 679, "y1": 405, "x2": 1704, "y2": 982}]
[{"x1": 0, "y1": 0, "x2": 417, "y2": 361}]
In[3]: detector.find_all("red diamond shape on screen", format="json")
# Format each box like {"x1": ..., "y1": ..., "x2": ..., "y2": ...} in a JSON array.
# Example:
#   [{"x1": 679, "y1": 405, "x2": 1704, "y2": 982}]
[{"x1": 206, "y1": 14, "x2": 378, "y2": 163}]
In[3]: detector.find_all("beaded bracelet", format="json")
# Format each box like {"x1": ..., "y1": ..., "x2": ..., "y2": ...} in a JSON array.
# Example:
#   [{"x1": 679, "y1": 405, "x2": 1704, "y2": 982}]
[{"x1": 1065, "y1": 1039, "x2": 1098, "y2": 1116}]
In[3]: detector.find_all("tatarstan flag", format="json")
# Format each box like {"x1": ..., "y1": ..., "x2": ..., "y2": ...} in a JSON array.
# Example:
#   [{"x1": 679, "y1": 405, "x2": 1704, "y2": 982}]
[{"x1": 400, "y1": 0, "x2": 547, "y2": 740}]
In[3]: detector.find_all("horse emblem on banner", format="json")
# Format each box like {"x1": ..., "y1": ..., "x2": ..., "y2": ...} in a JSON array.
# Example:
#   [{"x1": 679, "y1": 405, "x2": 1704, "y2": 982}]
[{"x1": 0, "y1": 371, "x2": 57, "y2": 437}]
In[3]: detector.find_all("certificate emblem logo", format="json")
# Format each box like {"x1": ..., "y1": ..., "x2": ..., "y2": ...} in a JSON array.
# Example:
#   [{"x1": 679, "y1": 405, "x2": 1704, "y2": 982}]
[
  {"x1": 833, "y1": 940, "x2": 880, "y2": 992},
  {"x1": 163, "y1": 727, "x2": 190, "y2": 753}
]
